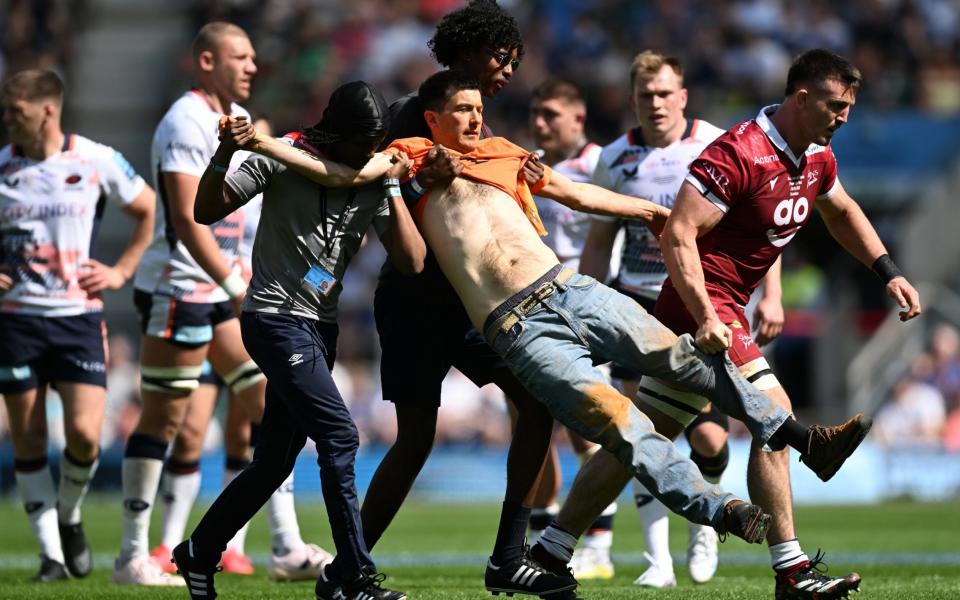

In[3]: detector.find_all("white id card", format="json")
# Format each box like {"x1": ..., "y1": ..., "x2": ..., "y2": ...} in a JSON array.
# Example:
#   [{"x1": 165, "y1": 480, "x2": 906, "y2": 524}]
[{"x1": 303, "y1": 265, "x2": 337, "y2": 296}]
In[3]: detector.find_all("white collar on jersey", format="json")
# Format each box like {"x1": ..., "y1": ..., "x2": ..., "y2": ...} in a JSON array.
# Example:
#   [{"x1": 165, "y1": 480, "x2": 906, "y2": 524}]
[{"x1": 755, "y1": 104, "x2": 807, "y2": 168}]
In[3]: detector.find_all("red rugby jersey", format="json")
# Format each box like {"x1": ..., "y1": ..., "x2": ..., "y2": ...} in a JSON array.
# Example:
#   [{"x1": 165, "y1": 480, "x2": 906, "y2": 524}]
[{"x1": 676, "y1": 105, "x2": 839, "y2": 306}]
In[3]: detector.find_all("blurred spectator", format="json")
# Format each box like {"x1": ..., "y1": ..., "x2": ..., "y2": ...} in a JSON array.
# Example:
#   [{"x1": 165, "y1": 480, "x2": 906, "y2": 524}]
[
  {"x1": 101, "y1": 334, "x2": 143, "y2": 451},
  {"x1": 874, "y1": 353, "x2": 946, "y2": 448}
]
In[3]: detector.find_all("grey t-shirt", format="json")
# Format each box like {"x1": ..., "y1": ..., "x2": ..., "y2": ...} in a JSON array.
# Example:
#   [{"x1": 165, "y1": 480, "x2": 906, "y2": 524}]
[{"x1": 226, "y1": 142, "x2": 390, "y2": 322}]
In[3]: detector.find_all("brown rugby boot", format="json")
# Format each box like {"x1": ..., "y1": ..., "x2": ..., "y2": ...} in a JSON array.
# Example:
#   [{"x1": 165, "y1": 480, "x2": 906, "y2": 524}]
[
  {"x1": 716, "y1": 499, "x2": 771, "y2": 544},
  {"x1": 800, "y1": 414, "x2": 873, "y2": 482}
]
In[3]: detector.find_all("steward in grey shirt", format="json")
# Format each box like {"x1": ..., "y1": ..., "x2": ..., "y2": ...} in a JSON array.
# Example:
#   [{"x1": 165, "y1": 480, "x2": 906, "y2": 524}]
[
  {"x1": 187, "y1": 80, "x2": 421, "y2": 600},
  {"x1": 228, "y1": 139, "x2": 388, "y2": 322}
]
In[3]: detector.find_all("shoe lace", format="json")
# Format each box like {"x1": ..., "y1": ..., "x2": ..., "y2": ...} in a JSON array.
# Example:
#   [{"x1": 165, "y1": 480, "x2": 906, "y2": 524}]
[
  {"x1": 365, "y1": 572, "x2": 388, "y2": 589},
  {"x1": 802, "y1": 550, "x2": 829, "y2": 577}
]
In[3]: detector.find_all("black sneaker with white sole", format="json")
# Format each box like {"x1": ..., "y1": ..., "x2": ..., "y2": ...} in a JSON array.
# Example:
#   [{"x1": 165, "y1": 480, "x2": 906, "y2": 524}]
[
  {"x1": 59, "y1": 522, "x2": 92, "y2": 577},
  {"x1": 775, "y1": 551, "x2": 862, "y2": 599},
  {"x1": 172, "y1": 539, "x2": 221, "y2": 600},
  {"x1": 32, "y1": 555, "x2": 68, "y2": 582},
  {"x1": 485, "y1": 551, "x2": 578, "y2": 597}
]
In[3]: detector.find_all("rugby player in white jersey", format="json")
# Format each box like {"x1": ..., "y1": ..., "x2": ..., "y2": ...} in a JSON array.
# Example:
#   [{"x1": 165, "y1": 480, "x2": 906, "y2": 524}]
[
  {"x1": 577, "y1": 51, "x2": 785, "y2": 588},
  {"x1": 115, "y1": 22, "x2": 327, "y2": 586},
  {"x1": 525, "y1": 78, "x2": 618, "y2": 580},
  {"x1": 0, "y1": 69, "x2": 155, "y2": 581}
]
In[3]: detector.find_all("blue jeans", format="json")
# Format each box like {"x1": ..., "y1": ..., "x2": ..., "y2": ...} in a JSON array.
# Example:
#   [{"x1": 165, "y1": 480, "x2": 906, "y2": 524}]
[{"x1": 485, "y1": 270, "x2": 790, "y2": 528}]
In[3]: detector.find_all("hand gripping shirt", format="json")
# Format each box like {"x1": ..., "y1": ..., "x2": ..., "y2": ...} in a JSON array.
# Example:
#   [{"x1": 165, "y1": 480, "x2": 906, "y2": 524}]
[
  {"x1": 592, "y1": 119, "x2": 725, "y2": 300},
  {"x1": 134, "y1": 90, "x2": 252, "y2": 303},
  {"x1": 226, "y1": 136, "x2": 391, "y2": 322},
  {"x1": 0, "y1": 134, "x2": 146, "y2": 316},
  {"x1": 533, "y1": 143, "x2": 602, "y2": 270},
  {"x1": 678, "y1": 104, "x2": 840, "y2": 306},
  {"x1": 385, "y1": 136, "x2": 551, "y2": 236}
]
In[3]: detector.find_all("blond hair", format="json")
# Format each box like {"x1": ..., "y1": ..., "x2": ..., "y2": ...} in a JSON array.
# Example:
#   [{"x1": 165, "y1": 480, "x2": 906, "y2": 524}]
[{"x1": 630, "y1": 51, "x2": 683, "y2": 86}]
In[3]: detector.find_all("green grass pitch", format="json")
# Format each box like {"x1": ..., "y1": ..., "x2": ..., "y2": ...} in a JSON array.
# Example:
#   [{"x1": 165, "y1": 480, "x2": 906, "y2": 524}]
[{"x1": 0, "y1": 498, "x2": 958, "y2": 598}]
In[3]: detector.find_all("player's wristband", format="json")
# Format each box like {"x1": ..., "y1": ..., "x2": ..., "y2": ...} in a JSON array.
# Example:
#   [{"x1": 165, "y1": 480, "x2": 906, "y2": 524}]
[
  {"x1": 210, "y1": 161, "x2": 229, "y2": 174},
  {"x1": 872, "y1": 254, "x2": 903, "y2": 284},
  {"x1": 219, "y1": 271, "x2": 247, "y2": 299},
  {"x1": 383, "y1": 177, "x2": 400, "y2": 188}
]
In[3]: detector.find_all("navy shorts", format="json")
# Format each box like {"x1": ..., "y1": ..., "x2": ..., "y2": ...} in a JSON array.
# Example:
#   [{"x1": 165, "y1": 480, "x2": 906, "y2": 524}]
[
  {"x1": 134, "y1": 289, "x2": 234, "y2": 348},
  {"x1": 609, "y1": 286, "x2": 659, "y2": 381},
  {"x1": 374, "y1": 282, "x2": 506, "y2": 408},
  {"x1": 0, "y1": 312, "x2": 108, "y2": 393}
]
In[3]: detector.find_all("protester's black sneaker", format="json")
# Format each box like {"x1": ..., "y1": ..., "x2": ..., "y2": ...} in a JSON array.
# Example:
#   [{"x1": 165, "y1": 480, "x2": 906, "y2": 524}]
[
  {"x1": 800, "y1": 415, "x2": 873, "y2": 482},
  {"x1": 316, "y1": 565, "x2": 406, "y2": 600},
  {"x1": 485, "y1": 549, "x2": 578, "y2": 597},
  {"x1": 315, "y1": 564, "x2": 345, "y2": 600},
  {"x1": 344, "y1": 572, "x2": 406, "y2": 600},
  {"x1": 172, "y1": 539, "x2": 220, "y2": 600},
  {"x1": 775, "y1": 551, "x2": 862, "y2": 599},
  {"x1": 716, "y1": 500, "x2": 771, "y2": 544},
  {"x1": 59, "y1": 521, "x2": 92, "y2": 578},
  {"x1": 32, "y1": 555, "x2": 68, "y2": 582}
]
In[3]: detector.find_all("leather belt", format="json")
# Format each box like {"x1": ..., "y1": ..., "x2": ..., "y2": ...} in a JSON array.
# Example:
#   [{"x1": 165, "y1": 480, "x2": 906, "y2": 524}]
[{"x1": 483, "y1": 268, "x2": 575, "y2": 346}]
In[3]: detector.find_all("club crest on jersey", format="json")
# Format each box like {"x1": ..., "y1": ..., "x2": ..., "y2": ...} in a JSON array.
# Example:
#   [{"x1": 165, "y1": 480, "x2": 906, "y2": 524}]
[
  {"x1": 65, "y1": 173, "x2": 82, "y2": 185},
  {"x1": 807, "y1": 170, "x2": 819, "y2": 188},
  {"x1": 729, "y1": 321, "x2": 743, "y2": 329}
]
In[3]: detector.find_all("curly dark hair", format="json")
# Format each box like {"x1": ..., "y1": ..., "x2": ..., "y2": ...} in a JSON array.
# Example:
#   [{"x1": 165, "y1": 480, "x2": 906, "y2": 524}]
[{"x1": 428, "y1": 0, "x2": 524, "y2": 68}]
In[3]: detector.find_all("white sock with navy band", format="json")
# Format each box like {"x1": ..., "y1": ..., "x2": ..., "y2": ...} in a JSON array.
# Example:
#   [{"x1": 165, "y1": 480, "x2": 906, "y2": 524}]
[
  {"x1": 58, "y1": 450, "x2": 99, "y2": 526},
  {"x1": 538, "y1": 523, "x2": 578, "y2": 564},
  {"x1": 770, "y1": 538, "x2": 808, "y2": 572},
  {"x1": 159, "y1": 465, "x2": 201, "y2": 550},
  {"x1": 15, "y1": 459, "x2": 65, "y2": 563},
  {"x1": 120, "y1": 457, "x2": 164, "y2": 560}
]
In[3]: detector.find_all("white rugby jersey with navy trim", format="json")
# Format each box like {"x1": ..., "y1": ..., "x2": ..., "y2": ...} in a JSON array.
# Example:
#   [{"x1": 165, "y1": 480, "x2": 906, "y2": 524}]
[
  {"x1": 0, "y1": 134, "x2": 145, "y2": 316},
  {"x1": 532, "y1": 142, "x2": 602, "y2": 271},
  {"x1": 592, "y1": 118, "x2": 725, "y2": 300},
  {"x1": 134, "y1": 90, "x2": 252, "y2": 303}
]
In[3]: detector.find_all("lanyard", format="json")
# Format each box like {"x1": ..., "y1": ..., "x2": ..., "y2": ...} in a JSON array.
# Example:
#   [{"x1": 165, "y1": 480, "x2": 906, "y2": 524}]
[{"x1": 318, "y1": 187, "x2": 358, "y2": 259}]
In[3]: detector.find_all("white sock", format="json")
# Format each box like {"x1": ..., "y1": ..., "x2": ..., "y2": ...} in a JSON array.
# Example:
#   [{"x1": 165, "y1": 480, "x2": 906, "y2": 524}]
[
  {"x1": 159, "y1": 469, "x2": 201, "y2": 550},
  {"x1": 223, "y1": 466, "x2": 250, "y2": 553},
  {"x1": 120, "y1": 457, "x2": 164, "y2": 560},
  {"x1": 770, "y1": 539, "x2": 808, "y2": 571},
  {"x1": 58, "y1": 451, "x2": 99, "y2": 525},
  {"x1": 16, "y1": 465, "x2": 65, "y2": 563},
  {"x1": 267, "y1": 472, "x2": 303, "y2": 556},
  {"x1": 539, "y1": 524, "x2": 578, "y2": 564},
  {"x1": 633, "y1": 480, "x2": 672, "y2": 569}
]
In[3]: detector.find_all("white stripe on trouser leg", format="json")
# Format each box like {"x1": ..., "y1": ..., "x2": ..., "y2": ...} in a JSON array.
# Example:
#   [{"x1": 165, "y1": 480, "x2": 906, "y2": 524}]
[{"x1": 635, "y1": 376, "x2": 707, "y2": 427}]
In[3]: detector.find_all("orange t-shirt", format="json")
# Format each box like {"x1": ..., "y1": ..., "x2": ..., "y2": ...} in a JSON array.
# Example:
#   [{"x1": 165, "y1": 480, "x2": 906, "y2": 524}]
[{"x1": 385, "y1": 136, "x2": 551, "y2": 236}]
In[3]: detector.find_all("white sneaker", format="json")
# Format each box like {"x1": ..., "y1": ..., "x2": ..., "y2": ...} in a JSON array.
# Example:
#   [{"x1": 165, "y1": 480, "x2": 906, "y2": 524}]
[
  {"x1": 687, "y1": 524, "x2": 719, "y2": 584},
  {"x1": 113, "y1": 553, "x2": 186, "y2": 586},
  {"x1": 267, "y1": 542, "x2": 333, "y2": 581},
  {"x1": 570, "y1": 547, "x2": 614, "y2": 580},
  {"x1": 633, "y1": 552, "x2": 676, "y2": 588}
]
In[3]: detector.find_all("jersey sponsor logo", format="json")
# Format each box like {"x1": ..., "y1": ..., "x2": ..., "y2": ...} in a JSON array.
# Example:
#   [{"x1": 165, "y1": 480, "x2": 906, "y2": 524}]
[
  {"x1": 766, "y1": 224, "x2": 801, "y2": 247},
  {"x1": 736, "y1": 122, "x2": 751, "y2": 135},
  {"x1": 737, "y1": 332, "x2": 755, "y2": 349},
  {"x1": 0, "y1": 202, "x2": 90, "y2": 222},
  {"x1": 753, "y1": 154, "x2": 779, "y2": 166},
  {"x1": 73, "y1": 359, "x2": 107, "y2": 373}
]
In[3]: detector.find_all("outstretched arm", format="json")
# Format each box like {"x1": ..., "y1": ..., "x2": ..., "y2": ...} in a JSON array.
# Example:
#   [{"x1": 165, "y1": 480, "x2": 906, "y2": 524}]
[
  {"x1": 224, "y1": 116, "x2": 394, "y2": 187},
  {"x1": 817, "y1": 180, "x2": 921, "y2": 321},
  {"x1": 538, "y1": 169, "x2": 670, "y2": 235}
]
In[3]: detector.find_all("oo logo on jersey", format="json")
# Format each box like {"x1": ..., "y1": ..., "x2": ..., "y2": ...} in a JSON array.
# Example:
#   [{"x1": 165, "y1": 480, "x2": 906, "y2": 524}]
[{"x1": 767, "y1": 197, "x2": 809, "y2": 247}]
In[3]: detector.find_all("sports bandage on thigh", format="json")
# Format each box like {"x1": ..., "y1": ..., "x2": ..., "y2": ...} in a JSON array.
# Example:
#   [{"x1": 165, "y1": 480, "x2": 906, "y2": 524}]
[
  {"x1": 141, "y1": 365, "x2": 203, "y2": 395},
  {"x1": 222, "y1": 360, "x2": 264, "y2": 394},
  {"x1": 635, "y1": 376, "x2": 709, "y2": 428},
  {"x1": 739, "y1": 357, "x2": 780, "y2": 391}
]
